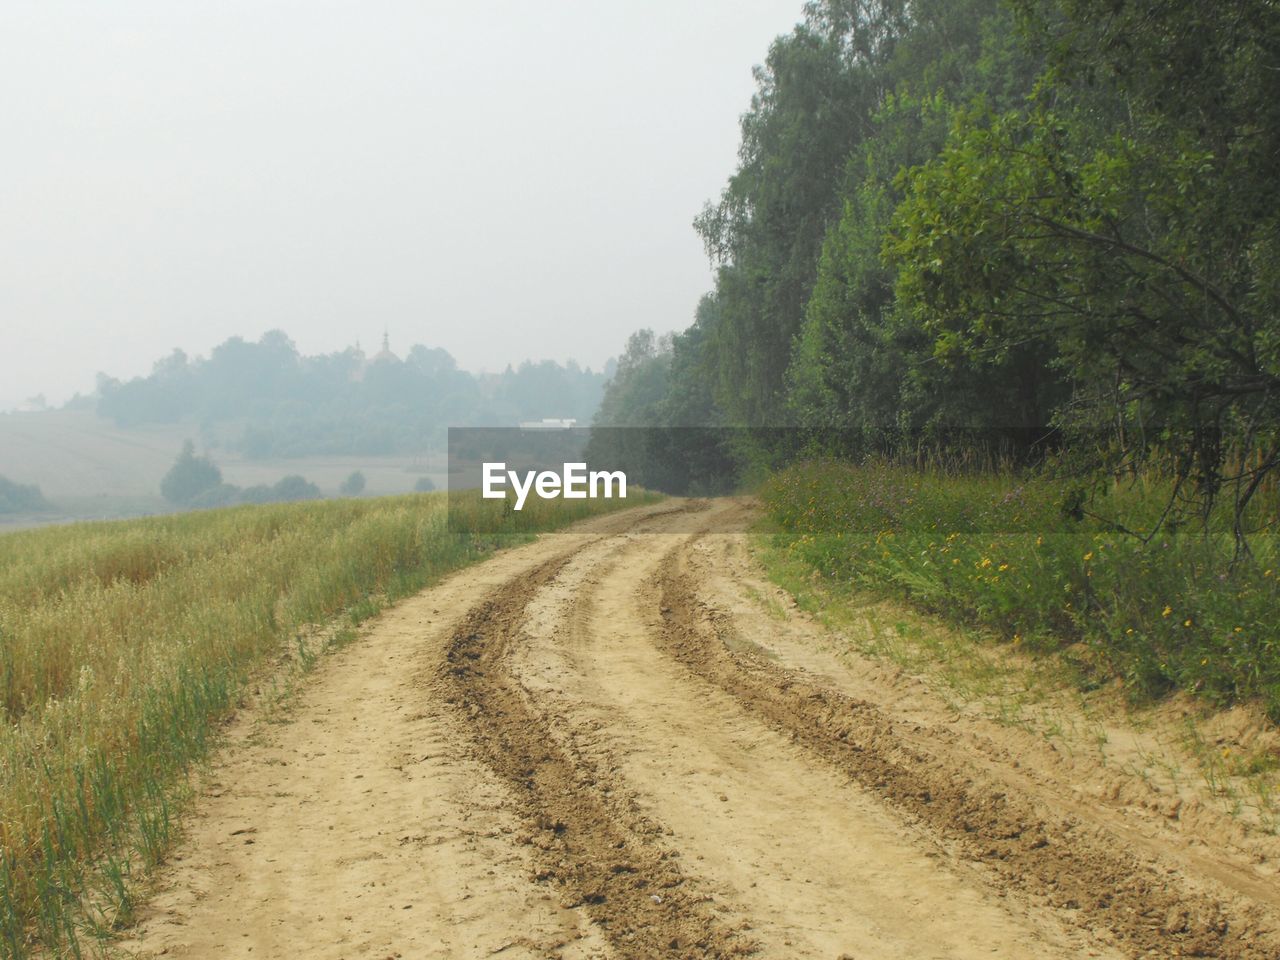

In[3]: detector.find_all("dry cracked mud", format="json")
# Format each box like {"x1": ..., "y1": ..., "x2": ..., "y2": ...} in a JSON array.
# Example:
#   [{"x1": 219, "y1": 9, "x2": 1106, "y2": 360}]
[{"x1": 116, "y1": 499, "x2": 1280, "y2": 959}]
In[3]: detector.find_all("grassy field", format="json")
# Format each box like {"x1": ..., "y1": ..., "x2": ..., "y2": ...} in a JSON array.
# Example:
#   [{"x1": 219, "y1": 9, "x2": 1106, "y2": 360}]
[
  {"x1": 0, "y1": 409, "x2": 447, "y2": 525},
  {"x1": 761, "y1": 461, "x2": 1280, "y2": 720},
  {"x1": 0, "y1": 490, "x2": 650, "y2": 958}
]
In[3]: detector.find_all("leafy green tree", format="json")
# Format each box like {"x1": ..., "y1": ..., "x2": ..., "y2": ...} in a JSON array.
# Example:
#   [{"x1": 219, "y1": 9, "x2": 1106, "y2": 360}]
[
  {"x1": 186, "y1": 483, "x2": 243, "y2": 509},
  {"x1": 586, "y1": 315, "x2": 742, "y2": 493},
  {"x1": 586, "y1": 331, "x2": 669, "y2": 483},
  {"x1": 694, "y1": 3, "x2": 898, "y2": 425},
  {"x1": 0, "y1": 476, "x2": 52, "y2": 514},
  {"x1": 271, "y1": 475, "x2": 321, "y2": 502},
  {"x1": 237, "y1": 475, "x2": 320, "y2": 504},
  {"x1": 691, "y1": 0, "x2": 1032, "y2": 430},
  {"x1": 160, "y1": 441, "x2": 222, "y2": 505},
  {"x1": 793, "y1": 97, "x2": 1063, "y2": 448},
  {"x1": 787, "y1": 93, "x2": 944, "y2": 442},
  {"x1": 339, "y1": 471, "x2": 367, "y2": 496},
  {"x1": 239, "y1": 485, "x2": 276, "y2": 505},
  {"x1": 591, "y1": 330, "x2": 671, "y2": 428},
  {"x1": 888, "y1": 0, "x2": 1280, "y2": 527},
  {"x1": 656, "y1": 295, "x2": 722, "y2": 428}
]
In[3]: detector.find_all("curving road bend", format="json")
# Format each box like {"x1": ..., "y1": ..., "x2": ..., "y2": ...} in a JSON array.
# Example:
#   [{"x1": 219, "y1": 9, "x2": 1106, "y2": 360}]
[{"x1": 118, "y1": 500, "x2": 1280, "y2": 960}]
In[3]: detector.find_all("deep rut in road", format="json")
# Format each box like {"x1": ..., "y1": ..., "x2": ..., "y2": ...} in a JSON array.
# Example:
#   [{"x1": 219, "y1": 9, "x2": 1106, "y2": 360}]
[
  {"x1": 652, "y1": 527, "x2": 1280, "y2": 960},
  {"x1": 440, "y1": 505, "x2": 1119, "y2": 959},
  {"x1": 435, "y1": 521, "x2": 753, "y2": 959}
]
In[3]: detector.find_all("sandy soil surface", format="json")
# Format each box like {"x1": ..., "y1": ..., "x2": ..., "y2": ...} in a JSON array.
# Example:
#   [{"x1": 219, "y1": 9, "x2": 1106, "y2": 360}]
[{"x1": 115, "y1": 499, "x2": 1280, "y2": 959}]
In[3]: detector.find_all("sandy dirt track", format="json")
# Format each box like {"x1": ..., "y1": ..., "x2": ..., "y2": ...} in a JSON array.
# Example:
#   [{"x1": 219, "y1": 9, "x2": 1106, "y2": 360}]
[{"x1": 118, "y1": 500, "x2": 1280, "y2": 959}]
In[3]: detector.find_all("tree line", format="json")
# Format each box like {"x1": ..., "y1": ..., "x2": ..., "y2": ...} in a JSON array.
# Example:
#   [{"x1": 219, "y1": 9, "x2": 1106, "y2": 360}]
[
  {"x1": 97, "y1": 331, "x2": 610, "y2": 458},
  {"x1": 0, "y1": 476, "x2": 51, "y2": 515},
  {"x1": 594, "y1": 0, "x2": 1279, "y2": 525}
]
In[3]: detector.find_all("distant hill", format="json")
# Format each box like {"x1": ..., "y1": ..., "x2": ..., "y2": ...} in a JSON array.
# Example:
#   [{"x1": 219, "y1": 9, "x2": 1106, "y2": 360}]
[
  {"x1": 0, "y1": 332, "x2": 614, "y2": 517},
  {"x1": 0, "y1": 407, "x2": 451, "y2": 514},
  {"x1": 0, "y1": 409, "x2": 192, "y2": 499}
]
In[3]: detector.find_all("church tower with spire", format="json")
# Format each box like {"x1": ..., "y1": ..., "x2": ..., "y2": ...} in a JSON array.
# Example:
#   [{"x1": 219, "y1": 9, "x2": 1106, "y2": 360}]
[{"x1": 372, "y1": 328, "x2": 397, "y2": 364}]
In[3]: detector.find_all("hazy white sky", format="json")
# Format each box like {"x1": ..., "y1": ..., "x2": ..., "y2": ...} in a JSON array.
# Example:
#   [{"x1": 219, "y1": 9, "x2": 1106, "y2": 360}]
[{"x1": 0, "y1": 1, "x2": 805, "y2": 411}]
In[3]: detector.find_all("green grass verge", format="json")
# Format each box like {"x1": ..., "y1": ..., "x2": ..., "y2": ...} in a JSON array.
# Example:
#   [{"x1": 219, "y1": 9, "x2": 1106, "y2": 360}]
[{"x1": 760, "y1": 461, "x2": 1280, "y2": 719}]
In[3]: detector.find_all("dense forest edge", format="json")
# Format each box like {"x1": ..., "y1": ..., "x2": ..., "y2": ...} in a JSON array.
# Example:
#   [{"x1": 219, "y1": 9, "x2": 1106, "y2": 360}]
[{"x1": 590, "y1": 0, "x2": 1280, "y2": 716}]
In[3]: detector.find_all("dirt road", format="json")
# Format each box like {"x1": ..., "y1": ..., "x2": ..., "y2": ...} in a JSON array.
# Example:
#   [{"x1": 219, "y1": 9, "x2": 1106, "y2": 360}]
[{"x1": 118, "y1": 500, "x2": 1280, "y2": 959}]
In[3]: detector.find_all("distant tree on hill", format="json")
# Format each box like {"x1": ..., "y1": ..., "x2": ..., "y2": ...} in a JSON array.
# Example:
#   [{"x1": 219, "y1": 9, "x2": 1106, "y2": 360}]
[
  {"x1": 270, "y1": 475, "x2": 321, "y2": 502},
  {"x1": 413, "y1": 476, "x2": 436, "y2": 492},
  {"x1": 186, "y1": 483, "x2": 243, "y2": 509},
  {"x1": 160, "y1": 441, "x2": 222, "y2": 505},
  {"x1": 339, "y1": 471, "x2": 366, "y2": 496},
  {"x1": 0, "y1": 475, "x2": 52, "y2": 514},
  {"x1": 239, "y1": 475, "x2": 320, "y2": 504},
  {"x1": 238, "y1": 485, "x2": 275, "y2": 505}
]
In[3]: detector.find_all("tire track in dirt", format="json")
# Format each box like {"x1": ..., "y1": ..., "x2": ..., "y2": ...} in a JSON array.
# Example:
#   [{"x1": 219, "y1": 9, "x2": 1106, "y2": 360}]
[
  {"x1": 113, "y1": 499, "x2": 1280, "y2": 959},
  {"x1": 434, "y1": 511, "x2": 753, "y2": 959},
  {"x1": 653, "y1": 527, "x2": 1280, "y2": 960},
  {"x1": 113, "y1": 504, "x2": 683, "y2": 960},
  {"x1": 508, "y1": 512, "x2": 1113, "y2": 959},
  {"x1": 693, "y1": 532, "x2": 1280, "y2": 909}
]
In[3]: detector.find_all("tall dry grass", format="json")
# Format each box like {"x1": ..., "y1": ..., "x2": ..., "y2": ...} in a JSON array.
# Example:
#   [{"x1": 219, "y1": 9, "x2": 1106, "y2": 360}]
[{"x1": 0, "y1": 490, "x2": 647, "y2": 957}]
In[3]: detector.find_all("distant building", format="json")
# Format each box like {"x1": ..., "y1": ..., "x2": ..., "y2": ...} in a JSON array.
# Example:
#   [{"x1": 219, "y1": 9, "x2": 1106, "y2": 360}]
[
  {"x1": 371, "y1": 329, "x2": 397, "y2": 365},
  {"x1": 519, "y1": 418, "x2": 578, "y2": 430},
  {"x1": 347, "y1": 331, "x2": 398, "y2": 382}
]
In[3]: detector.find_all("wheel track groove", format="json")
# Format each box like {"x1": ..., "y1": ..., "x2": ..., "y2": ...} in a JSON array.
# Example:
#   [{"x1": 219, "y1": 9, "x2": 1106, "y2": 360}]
[
  {"x1": 653, "y1": 537, "x2": 1280, "y2": 960},
  {"x1": 435, "y1": 535, "x2": 753, "y2": 960}
]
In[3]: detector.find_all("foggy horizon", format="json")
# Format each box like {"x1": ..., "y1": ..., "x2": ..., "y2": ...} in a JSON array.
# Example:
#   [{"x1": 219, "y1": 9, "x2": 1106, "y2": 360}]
[{"x1": 1, "y1": 1, "x2": 804, "y2": 412}]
